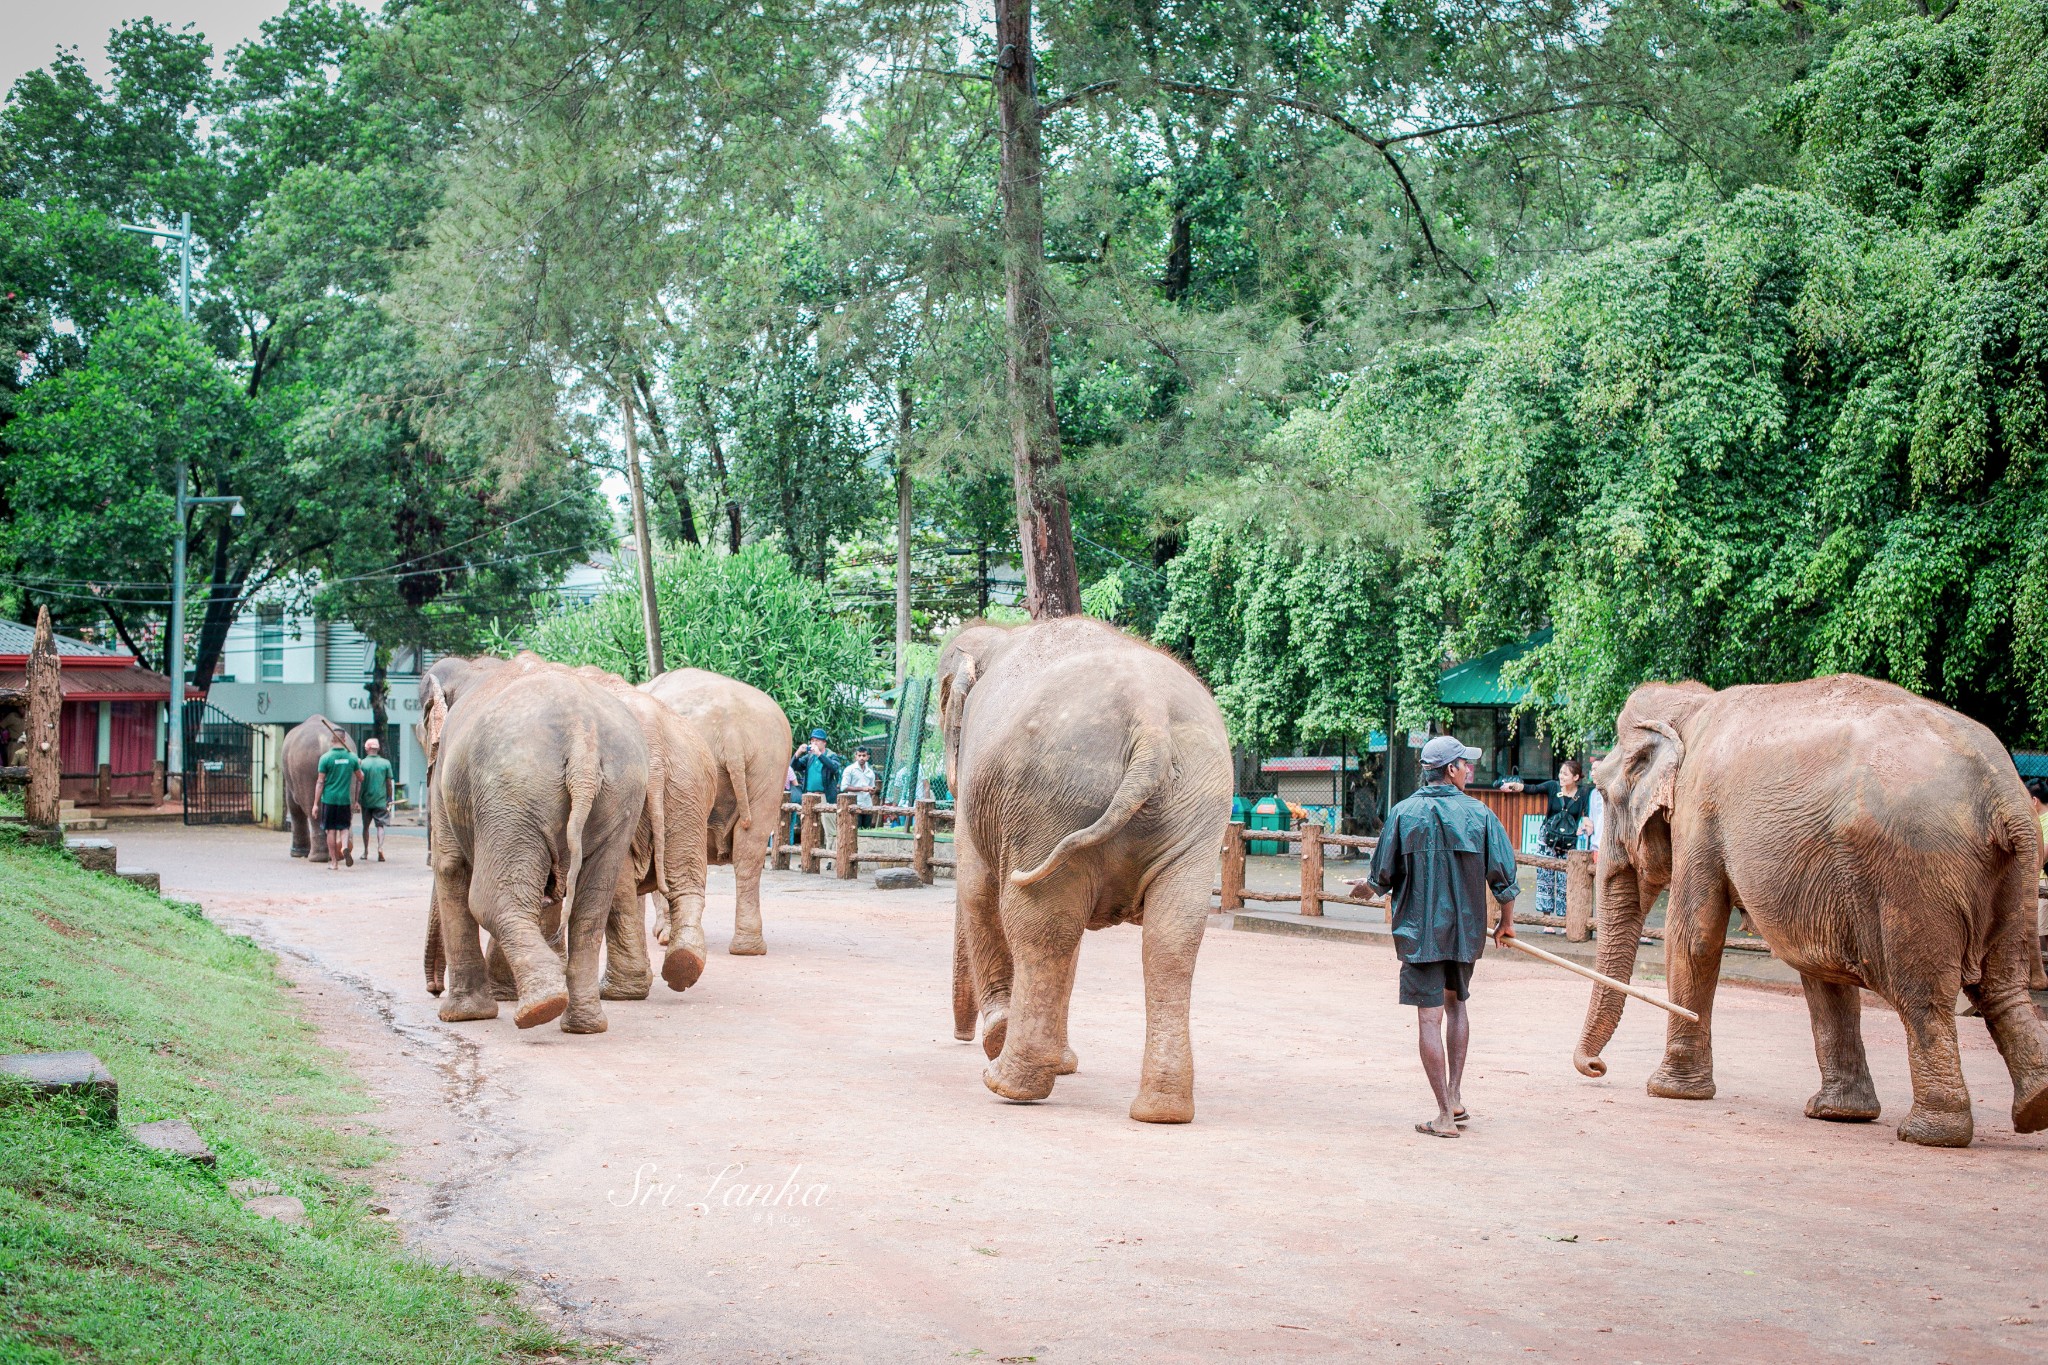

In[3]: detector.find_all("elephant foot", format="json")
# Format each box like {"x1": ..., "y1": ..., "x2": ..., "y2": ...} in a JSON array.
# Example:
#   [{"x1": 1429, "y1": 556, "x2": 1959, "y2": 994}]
[
  {"x1": 488, "y1": 980, "x2": 519, "y2": 1002},
  {"x1": 309, "y1": 851, "x2": 330, "y2": 865},
  {"x1": 1805, "y1": 1082, "x2": 1880, "y2": 1123},
  {"x1": 561, "y1": 1005, "x2": 609, "y2": 1035},
  {"x1": 1129, "y1": 1086, "x2": 1194, "y2": 1125},
  {"x1": 983, "y1": 1056, "x2": 1056, "y2": 1103},
  {"x1": 289, "y1": 847, "x2": 308, "y2": 859},
  {"x1": 2012, "y1": 1077, "x2": 2048, "y2": 1134},
  {"x1": 600, "y1": 974, "x2": 651, "y2": 1001},
  {"x1": 514, "y1": 993, "x2": 568, "y2": 1030},
  {"x1": 1897, "y1": 1103, "x2": 1974, "y2": 1148},
  {"x1": 1646, "y1": 1065, "x2": 1716, "y2": 1101},
  {"x1": 661, "y1": 946, "x2": 705, "y2": 992},
  {"x1": 1057, "y1": 1046, "x2": 1079, "y2": 1076},
  {"x1": 438, "y1": 996, "x2": 498, "y2": 1023},
  {"x1": 728, "y1": 932, "x2": 766, "y2": 956}
]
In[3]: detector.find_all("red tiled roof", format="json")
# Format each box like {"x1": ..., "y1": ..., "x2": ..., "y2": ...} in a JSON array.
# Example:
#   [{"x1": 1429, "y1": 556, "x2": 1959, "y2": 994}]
[{"x1": 0, "y1": 666, "x2": 194, "y2": 702}]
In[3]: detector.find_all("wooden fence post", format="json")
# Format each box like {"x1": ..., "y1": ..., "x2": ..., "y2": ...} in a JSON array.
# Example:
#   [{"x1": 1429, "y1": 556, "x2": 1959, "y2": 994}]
[
  {"x1": 834, "y1": 792, "x2": 859, "y2": 879},
  {"x1": 25, "y1": 607, "x2": 61, "y2": 830},
  {"x1": 1565, "y1": 849, "x2": 1595, "y2": 942},
  {"x1": 1218, "y1": 821, "x2": 1245, "y2": 912},
  {"x1": 769, "y1": 803, "x2": 791, "y2": 870},
  {"x1": 1299, "y1": 820, "x2": 1325, "y2": 917},
  {"x1": 95, "y1": 762, "x2": 111, "y2": 807},
  {"x1": 912, "y1": 798, "x2": 935, "y2": 885},
  {"x1": 799, "y1": 792, "x2": 823, "y2": 874}
]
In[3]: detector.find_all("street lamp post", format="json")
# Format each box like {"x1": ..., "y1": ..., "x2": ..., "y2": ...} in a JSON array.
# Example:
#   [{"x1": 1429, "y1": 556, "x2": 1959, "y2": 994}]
[{"x1": 117, "y1": 213, "x2": 241, "y2": 797}]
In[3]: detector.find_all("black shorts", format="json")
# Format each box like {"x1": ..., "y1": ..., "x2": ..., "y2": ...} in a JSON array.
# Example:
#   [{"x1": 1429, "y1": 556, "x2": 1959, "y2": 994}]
[
  {"x1": 321, "y1": 802, "x2": 353, "y2": 832},
  {"x1": 1400, "y1": 958, "x2": 1474, "y2": 1006}
]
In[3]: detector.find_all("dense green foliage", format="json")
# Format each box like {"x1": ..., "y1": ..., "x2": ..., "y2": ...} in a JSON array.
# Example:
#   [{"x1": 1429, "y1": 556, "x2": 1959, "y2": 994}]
[
  {"x1": 0, "y1": 831, "x2": 591, "y2": 1362},
  {"x1": 1164, "y1": 0, "x2": 2048, "y2": 747},
  {"x1": 510, "y1": 543, "x2": 879, "y2": 740},
  {"x1": 0, "y1": 5, "x2": 607, "y2": 677}
]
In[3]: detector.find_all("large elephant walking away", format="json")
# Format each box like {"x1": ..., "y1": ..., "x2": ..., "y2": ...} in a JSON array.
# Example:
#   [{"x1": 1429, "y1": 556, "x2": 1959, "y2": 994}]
[
  {"x1": 639, "y1": 668, "x2": 792, "y2": 957},
  {"x1": 429, "y1": 662, "x2": 649, "y2": 1034},
  {"x1": 575, "y1": 667, "x2": 717, "y2": 995},
  {"x1": 940, "y1": 618, "x2": 1232, "y2": 1124},
  {"x1": 282, "y1": 715, "x2": 354, "y2": 862},
  {"x1": 1577, "y1": 676, "x2": 2048, "y2": 1147}
]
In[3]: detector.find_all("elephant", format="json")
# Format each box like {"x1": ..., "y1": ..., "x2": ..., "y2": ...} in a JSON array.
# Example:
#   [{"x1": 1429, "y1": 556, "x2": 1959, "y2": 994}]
[
  {"x1": 417, "y1": 654, "x2": 507, "y2": 779},
  {"x1": 1575, "y1": 675, "x2": 2048, "y2": 1147},
  {"x1": 429, "y1": 659, "x2": 650, "y2": 1033},
  {"x1": 282, "y1": 714, "x2": 355, "y2": 862},
  {"x1": 639, "y1": 668, "x2": 793, "y2": 957},
  {"x1": 574, "y1": 666, "x2": 718, "y2": 993},
  {"x1": 939, "y1": 617, "x2": 1232, "y2": 1124}
]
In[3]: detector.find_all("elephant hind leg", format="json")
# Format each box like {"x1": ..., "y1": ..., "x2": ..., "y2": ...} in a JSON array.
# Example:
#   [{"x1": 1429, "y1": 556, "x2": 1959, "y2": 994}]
[
  {"x1": 1893, "y1": 988, "x2": 1974, "y2": 1147},
  {"x1": 435, "y1": 857, "x2": 497, "y2": 1023},
  {"x1": 1128, "y1": 857, "x2": 1211, "y2": 1124},
  {"x1": 982, "y1": 882, "x2": 1083, "y2": 1105},
  {"x1": 1961, "y1": 978, "x2": 2048, "y2": 1134},
  {"x1": 602, "y1": 879, "x2": 655, "y2": 1001},
  {"x1": 1800, "y1": 975, "x2": 1880, "y2": 1121}
]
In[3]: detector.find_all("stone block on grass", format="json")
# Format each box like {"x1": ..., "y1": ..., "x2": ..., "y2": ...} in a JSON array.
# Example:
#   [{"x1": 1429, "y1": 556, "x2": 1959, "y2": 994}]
[
  {"x1": 0, "y1": 1050, "x2": 118, "y2": 1125},
  {"x1": 243, "y1": 1194, "x2": 309, "y2": 1227},
  {"x1": 64, "y1": 837, "x2": 117, "y2": 874},
  {"x1": 874, "y1": 867, "x2": 924, "y2": 891},
  {"x1": 129, "y1": 1117, "x2": 215, "y2": 1165},
  {"x1": 116, "y1": 869, "x2": 161, "y2": 893}
]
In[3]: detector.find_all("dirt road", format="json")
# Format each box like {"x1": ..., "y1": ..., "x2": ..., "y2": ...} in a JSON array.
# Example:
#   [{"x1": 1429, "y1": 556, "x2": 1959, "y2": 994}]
[{"x1": 122, "y1": 825, "x2": 2048, "y2": 1362}]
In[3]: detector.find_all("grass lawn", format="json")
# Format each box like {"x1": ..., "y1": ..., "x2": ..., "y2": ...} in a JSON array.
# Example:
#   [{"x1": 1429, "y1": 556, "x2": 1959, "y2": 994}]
[{"x1": 0, "y1": 826, "x2": 606, "y2": 1363}]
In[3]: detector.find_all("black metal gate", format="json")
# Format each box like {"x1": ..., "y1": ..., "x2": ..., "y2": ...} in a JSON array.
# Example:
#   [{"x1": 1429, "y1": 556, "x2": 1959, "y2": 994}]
[{"x1": 183, "y1": 703, "x2": 255, "y2": 826}]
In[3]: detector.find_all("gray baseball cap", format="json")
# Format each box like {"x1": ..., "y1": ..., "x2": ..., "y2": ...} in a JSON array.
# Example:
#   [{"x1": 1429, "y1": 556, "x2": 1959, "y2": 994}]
[{"x1": 1419, "y1": 735, "x2": 1481, "y2": 768}]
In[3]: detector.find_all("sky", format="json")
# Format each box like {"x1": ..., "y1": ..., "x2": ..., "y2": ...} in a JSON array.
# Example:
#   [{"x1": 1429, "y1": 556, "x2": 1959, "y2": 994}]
[{"x1": 2, "y1": 0, "x2": 303, "y2": 93}]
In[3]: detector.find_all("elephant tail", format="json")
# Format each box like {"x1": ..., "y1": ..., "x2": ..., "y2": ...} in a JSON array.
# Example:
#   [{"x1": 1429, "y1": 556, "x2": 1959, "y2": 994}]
[
  {"x1": 1010, "y1": 718, "x2": 1170, "y2": 888},
  {"x1": 724, "y1": 748, "x2": 753, "y2": 829},
  {"x1": 560, "y1": 721, "x2": 601, "y2": 931}
]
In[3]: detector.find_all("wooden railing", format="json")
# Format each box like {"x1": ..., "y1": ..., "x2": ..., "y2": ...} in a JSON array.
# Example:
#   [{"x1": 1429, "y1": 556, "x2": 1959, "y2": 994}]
[
  {"x1": 1217, "y1": 819, "x2": 1781, "y2": 954},
  {"x1": 771, "y1": 793, "x2": 956, "y2": 883}
]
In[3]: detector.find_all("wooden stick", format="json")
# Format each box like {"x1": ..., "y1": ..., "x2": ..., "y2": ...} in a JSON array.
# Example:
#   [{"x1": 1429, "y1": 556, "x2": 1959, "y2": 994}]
[{"x1": 1498, "y1": 935, "x2": 1700, "y2": 1023}]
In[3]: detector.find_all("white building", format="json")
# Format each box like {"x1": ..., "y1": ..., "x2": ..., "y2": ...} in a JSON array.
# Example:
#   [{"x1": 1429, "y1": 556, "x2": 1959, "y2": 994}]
[{"x1": 207, "y1": 609, "x2": 435, "y2": 811}]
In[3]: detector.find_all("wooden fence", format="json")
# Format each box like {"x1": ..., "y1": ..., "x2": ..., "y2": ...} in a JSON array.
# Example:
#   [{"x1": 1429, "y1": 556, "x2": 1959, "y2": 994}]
[
  {"x1": 1217, "y1": 820, "x2": 1782, "y2": 954},
  {"x1": 772, "y1": 792, "x2": 955, "y2": 883},
  {"x1": 1, "y1": 608, "x2": 62, "y2": 835}
]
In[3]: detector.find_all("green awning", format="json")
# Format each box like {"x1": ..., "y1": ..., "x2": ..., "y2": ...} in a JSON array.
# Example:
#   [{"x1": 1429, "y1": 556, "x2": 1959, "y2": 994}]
[{"x1": 1437, "y1": 629, "x2": 1553, "y2": 708}]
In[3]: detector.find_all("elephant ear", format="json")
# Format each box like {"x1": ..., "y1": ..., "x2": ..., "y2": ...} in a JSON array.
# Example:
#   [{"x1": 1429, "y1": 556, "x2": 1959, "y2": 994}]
[
  {"x1": 1614, "y1": 718, "x2": 1684, "y2": 869},
  {"x1": 421, "y1": 674, "x2": 449, "y2": 764}
]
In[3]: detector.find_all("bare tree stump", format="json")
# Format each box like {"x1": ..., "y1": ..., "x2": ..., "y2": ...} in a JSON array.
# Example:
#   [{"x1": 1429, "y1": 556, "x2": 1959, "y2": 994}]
[
  {"x1": 1566, "y1": 849, "x2": 1596, "y2": 943},
  {"x1": 1299, "y1": 820, "x2": 1326, "y2": 918},
  {"x1": 912, "y1": 798, "x2": 935, "y2": 885},
  {"x1": 25, "y1": 608, "x2": 61, "y2": 829},
  {"x1": 1218, "y1": 822, "x2": 1246, "y2": 912},
  {"x1": 834, "y1": 792, "x2": 859, "y2": 879}
]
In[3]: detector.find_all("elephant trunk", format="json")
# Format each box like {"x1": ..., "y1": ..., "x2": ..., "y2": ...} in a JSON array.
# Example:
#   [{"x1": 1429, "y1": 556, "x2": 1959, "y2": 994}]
[
  {"x1": 1573, "y1": 858, "x2": 1654, "y2": 1077},
  {"x1": 952, "y1": 904, "x2": 976, "y2": 1042}
]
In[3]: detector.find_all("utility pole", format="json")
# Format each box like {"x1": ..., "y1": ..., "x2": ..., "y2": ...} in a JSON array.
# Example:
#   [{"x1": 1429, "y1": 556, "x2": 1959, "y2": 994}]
[
  {"x1": 619, "y1": 383, "x2": 665, "y2": 679},
  {"x1": 993, "y1": 0, "x2": 1082, "y2": 619},
  {"x1": 119, "y1": 212, "x2": 239, "y2": 799}
]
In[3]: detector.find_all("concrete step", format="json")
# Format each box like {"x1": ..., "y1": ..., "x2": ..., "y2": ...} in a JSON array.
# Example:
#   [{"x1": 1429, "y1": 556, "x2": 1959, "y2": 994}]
[
  {"x1": 0, "y1": 1051, "x2": 118, "y2": 1125},
  {"x1": 60, "y1": 815, "x2": 107, "y2": 831},
  {"x1": 64, "y1": 837, "x2": 117, "y2": 875},
  {"x1": 117, "y1": 869, "x2": 161, "y2": 894}
]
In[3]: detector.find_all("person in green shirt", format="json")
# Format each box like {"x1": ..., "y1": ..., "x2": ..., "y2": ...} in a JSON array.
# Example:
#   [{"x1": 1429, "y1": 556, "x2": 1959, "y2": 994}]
[
  {"x1": 358, "y1": 737, "x2": 395, "y2": 863},
  {"x1": 316, "y1": 734, "x2": 360, "y2": 870}
]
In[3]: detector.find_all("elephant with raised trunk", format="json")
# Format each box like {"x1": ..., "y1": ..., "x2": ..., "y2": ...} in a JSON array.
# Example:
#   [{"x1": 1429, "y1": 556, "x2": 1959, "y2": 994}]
[
  {"x1": 282, "y1": 714, "x2": 354, "y2": 861},
  {"x1": 639, "y1": 668, "x2": 792, "y2": 957},
  {"x1": 429, "y1": 660, "x2": 648, "y2": 1034},
  {"x1": 940, "y1": 618, "x2": 1232, "y2": 1124},
  {"x1": 1577, "y1": 676, "x2": 2048, "y2": 1147}
]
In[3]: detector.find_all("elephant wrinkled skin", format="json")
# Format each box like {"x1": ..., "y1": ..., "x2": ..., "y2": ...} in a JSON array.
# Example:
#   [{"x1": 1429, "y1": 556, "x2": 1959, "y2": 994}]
[
  {"x1": 940, "y1": 618, "x2": 1232, "y2": 1124},
  {"x1": 428, "y1": 660, "x2": 649, "y2": 1034},
  {"x1": 1576, "y1": 675, "x2": 2048, "y2": 1148},
  {"x1": 282, "y1": 714, "x2": 355, "y2": 862},
  {"x1": 640, "y1": 668, "x2": 792, "y2": 957}
]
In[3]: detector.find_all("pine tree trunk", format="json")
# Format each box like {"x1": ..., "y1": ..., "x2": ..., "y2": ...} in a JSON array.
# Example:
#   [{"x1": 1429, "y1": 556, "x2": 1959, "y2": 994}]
[
  {"x1": 896, "y1": 384, "x2": 913, "y2": 685},
  {"x1": 621, "y1": 384, "x2": 666, "y2": 678},
  {"x1": 994, "y1": 0, "x2": 1081, "y2": 619}
]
